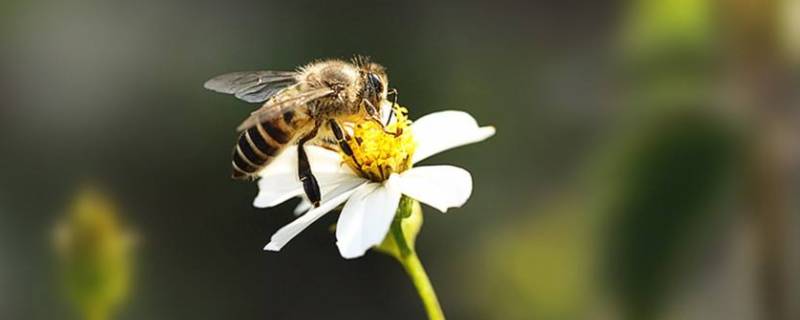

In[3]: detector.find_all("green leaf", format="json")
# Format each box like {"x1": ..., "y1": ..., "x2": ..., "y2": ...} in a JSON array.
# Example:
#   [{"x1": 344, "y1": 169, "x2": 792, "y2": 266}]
[{"x1": 602, "y1": 109, "x2": 739, "y2": 320}]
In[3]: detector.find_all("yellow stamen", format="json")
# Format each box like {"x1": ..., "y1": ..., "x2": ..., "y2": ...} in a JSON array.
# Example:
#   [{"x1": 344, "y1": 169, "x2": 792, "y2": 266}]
[{"x1": 341, "y1": 106, "x2": 416, "y2": 181}]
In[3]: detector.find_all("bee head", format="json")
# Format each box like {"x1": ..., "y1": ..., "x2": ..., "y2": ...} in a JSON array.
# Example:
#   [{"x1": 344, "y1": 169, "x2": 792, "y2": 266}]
[
  {"x1": 359, "y1": 62, "x2": 388, "y2": 120},
  {"x1": 365, "y1": 72, "x2": 385, "y2": 99}
]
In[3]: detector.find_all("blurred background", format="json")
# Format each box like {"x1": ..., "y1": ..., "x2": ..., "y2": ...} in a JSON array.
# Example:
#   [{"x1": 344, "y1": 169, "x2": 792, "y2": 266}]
[{"x1": 1, "y1": 0, "x2": 799, "y2": 319}]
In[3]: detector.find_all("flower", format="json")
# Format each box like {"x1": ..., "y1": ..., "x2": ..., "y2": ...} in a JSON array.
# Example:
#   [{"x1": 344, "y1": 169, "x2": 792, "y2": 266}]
[
  {"x1": 253, "y1": 109, "x2": 495, "y2": 258},
  {"x1": 54, "y1": 186, "x2": 134, "y2": 320}
]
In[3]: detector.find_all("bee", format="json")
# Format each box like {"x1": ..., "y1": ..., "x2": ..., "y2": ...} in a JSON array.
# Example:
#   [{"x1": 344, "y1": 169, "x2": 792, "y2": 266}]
[{"x1": 204, "y1": 57, "x2": 397, "y2": 207}]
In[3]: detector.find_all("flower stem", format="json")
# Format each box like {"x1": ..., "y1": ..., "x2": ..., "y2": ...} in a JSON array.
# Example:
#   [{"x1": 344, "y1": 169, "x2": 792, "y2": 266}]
[{"x1": 390, "y1": 219, "x2": 446, "y2": 320}]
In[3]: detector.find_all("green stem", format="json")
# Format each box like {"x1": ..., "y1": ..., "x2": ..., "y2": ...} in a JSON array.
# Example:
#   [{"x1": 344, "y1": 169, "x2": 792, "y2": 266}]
[{"x1": 390, "y1": 219, "x2": 445, "y2": 320}]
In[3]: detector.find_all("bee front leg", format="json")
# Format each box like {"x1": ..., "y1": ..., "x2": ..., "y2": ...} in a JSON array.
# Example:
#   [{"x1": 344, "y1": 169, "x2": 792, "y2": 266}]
[
  {"x1": 363, "y1": 99, "x2": 400, "y2": 136},
  {"x1": 298, "y1": 124, "x2": 321, "y2": 208},
  {"x1": 386, "y1": 88, "x2": 398, "y2": 126}
]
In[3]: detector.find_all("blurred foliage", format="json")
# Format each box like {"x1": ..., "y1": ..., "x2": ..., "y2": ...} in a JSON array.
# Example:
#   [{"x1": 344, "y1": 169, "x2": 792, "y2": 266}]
[
  {"x1": 603, "y1": 0, "x2": 741, "y2": 319},
  {"x1": 620, "y1": 0, "x2": 719, "y2": 112},
  {"x1": 622, "y1": 0, "x2": 714, "y2": 55},
  {"x1": 600, "y1": 108, "x2": 740, "y2": 320},
  {"x1": 468, "y1": 0, "x2": 745, "y2": 319},
  {"x1": 469, "y1": 199, "x2": 597, "y2": 320},
  {"x1": 780, "y1": 0, "x2": 800, "y2": 61},
  {"x1": 720, "y1": 0, "x2": 782, "y2": 60},
  {"x1": 54, "y1": 187, "x2": 134, "y2": 320}
]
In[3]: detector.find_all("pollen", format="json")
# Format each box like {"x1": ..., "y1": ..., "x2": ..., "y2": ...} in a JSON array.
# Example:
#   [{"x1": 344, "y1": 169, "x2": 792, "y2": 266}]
[{"x1": 342, "y1": 106, "x2": 416, "y2": 181}]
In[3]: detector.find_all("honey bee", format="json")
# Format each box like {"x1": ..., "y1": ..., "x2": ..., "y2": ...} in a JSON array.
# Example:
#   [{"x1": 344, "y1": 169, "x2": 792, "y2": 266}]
[{"x1": 204, "y1": 57, "x2": 396, "y2": 207}]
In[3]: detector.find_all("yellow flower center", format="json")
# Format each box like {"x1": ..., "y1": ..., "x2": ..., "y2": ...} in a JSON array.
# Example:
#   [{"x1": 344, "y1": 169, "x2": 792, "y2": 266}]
[{"x1": 341, "y1": 106, "x2": 416, "y2": 181}]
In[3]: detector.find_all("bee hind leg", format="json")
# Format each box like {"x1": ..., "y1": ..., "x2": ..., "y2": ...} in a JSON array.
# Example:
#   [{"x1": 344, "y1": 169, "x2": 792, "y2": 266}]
[{"x1": 298, "y1": 124, "x2": 321, "y2": 207}]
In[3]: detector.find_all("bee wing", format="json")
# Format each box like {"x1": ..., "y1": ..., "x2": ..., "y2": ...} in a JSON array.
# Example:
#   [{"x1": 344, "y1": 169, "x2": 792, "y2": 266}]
[
  {"x1": 203, "y1": 70, "x2": 298, "y2": 103},
  {"x1": 235, "y1": 87, "x2": 334, "y2": 131},
  {"x1": 310, "y1": 138, "x2": 340, "y2": 151}
]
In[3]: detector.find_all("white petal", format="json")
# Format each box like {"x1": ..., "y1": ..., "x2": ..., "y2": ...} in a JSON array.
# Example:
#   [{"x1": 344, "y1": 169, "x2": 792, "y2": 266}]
[
  {"x1": 306, "y1": 146, "x2": 359, "y2": 177},
  {"x1": 252, "y1": 148, "x2": 301, "y2": 208},
  {"x1": 254, "y1": 146, "x2": 359, "y2": 208},
  {"x1": 411, "y1": 110, "x2": 495, "y2": 164},
  {"x1": 257, "y1": 146, "x2": 347, "y2": 177},
  {"x1": 380, "y1": 99, "x2": 395, "y2": 124},
  {"x1": 293, "y1": 198, "x2": 313, "y2": 216},
  {"x1": 336, "y1": 183, "x2": 402, "y2": 259},
  {"x1": 255, "y1": 146, "x2": 297, "y2": 178},
  {"x1": 253, "y1": 177, "x2": 303, "y2": 209},
  {"x1": 264, "y1": 180, "x2": 367, "y2": 251},
  {"x1": 388, "y1": 166, "x2": 473, "y2": 213}
]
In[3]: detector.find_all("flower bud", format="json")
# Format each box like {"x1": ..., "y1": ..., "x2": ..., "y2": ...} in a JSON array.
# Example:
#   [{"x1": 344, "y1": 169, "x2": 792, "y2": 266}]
[{"x1": 53, "y1": 187, "x2": 134, "y2": 320}]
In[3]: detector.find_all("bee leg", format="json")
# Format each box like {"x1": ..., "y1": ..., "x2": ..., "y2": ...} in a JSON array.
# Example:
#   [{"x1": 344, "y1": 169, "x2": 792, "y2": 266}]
[
  {"x1": 363, "y1": 99, "x2": 381, "y2": 122},
  {"x1": 385, "y1": 88, "x2": 398, "y2": 126},
  {"x1": 329, "y1": 119, "x2": 359, "y2": 167},
  {"x1": 298, "y1": 124, "x2": 321, "y2": 208},
  {"x1": 363, "y1": 99, "x2": 400, "y2": 136}
]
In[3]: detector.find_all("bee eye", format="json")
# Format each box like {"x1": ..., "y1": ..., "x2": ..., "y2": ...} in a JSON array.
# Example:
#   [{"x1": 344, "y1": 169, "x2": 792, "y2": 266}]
[{"x1": 367, "y1": 73, "x2": 383, "y2": 94}]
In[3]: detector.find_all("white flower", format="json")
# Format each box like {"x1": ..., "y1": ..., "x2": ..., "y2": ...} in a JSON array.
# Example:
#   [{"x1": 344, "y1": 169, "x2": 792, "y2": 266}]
[{"x1": 253, "y1": 110, "x2": 495, "y2": 259}]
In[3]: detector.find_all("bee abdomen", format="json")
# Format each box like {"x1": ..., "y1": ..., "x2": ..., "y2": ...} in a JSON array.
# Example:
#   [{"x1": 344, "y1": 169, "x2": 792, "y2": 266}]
[{"x1": 231, "y1": 113, "x2": 303, "y2": 180}]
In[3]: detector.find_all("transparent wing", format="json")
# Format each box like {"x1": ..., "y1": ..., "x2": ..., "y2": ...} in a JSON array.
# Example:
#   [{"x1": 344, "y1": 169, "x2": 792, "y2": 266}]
[
  {"x1": 235, "y1": 87, "x2": 333, "y2": 131},
  {"x1": 204, "y1": 70, "x2": 298, "y2": 103},
  {"x1": 310, "y1": 138, "x2": 340, "y2": 151}
]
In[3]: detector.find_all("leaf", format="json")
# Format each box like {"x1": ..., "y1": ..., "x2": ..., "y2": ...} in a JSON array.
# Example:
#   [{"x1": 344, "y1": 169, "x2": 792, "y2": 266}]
[{"x1": 602, "y1": 109, "x2": 739, "y2": 319}]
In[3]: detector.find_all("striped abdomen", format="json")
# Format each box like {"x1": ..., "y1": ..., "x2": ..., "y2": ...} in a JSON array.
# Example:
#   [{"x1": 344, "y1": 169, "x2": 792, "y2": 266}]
[{"x1": 231, "y1": 111, "x2": 307, "y2": 180}]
